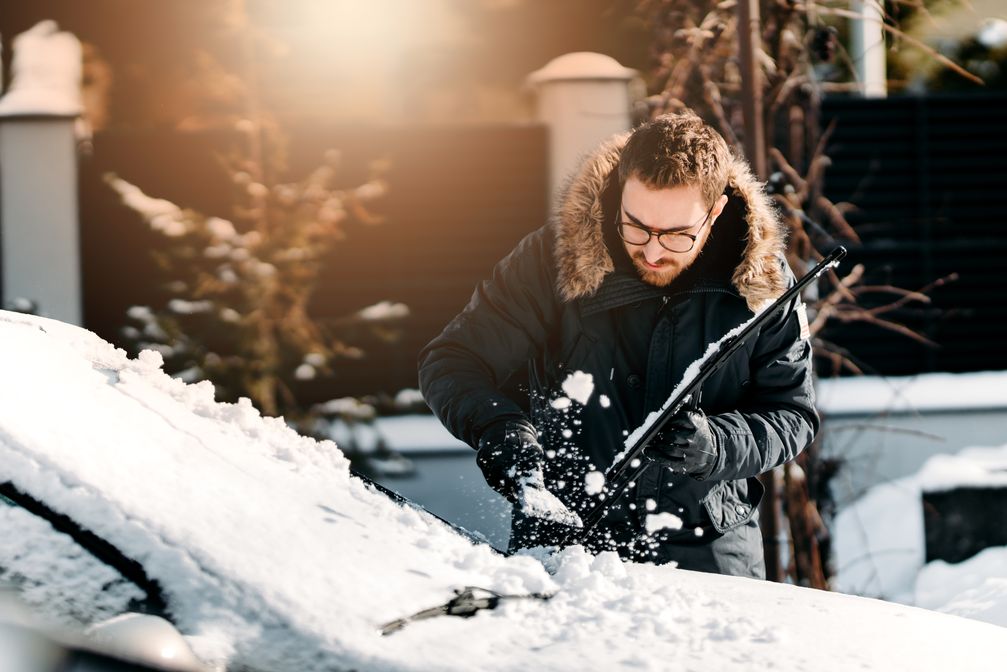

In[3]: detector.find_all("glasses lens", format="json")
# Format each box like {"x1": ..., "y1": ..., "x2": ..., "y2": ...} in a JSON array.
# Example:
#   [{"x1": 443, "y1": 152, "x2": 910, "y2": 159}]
[
  {"x1": 659, "y1": 235, "x2": 694, "y2": 253},
  {"x1": 618, "y1": 223, "x2": 650, "y2": 245}
]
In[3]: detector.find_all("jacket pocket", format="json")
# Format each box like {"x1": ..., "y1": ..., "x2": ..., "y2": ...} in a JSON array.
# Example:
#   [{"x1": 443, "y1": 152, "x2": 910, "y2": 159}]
[{"x1": 701, "y1": 477, "x2": 765, "y2": 534}]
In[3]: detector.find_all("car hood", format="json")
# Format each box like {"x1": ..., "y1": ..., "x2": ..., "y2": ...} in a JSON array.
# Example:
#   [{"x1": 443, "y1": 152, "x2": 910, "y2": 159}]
[{"x1": 1, "y1": 310, "x2": 1004, "y2": 671}]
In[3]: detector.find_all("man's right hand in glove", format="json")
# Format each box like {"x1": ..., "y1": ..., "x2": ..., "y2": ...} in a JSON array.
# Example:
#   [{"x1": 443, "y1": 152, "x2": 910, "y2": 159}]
[
  {"x1": 477, "y1": 419, "x2": 583, "y2": 529},
  {"x1": 476, "y1": 419, "x2": 544, "y2": 503}
]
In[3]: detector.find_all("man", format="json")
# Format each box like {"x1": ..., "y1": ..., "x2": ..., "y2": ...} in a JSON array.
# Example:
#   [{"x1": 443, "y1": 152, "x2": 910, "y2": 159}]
[{"x1": 418, "y1": 112, "x2": 819, "y2": 578}]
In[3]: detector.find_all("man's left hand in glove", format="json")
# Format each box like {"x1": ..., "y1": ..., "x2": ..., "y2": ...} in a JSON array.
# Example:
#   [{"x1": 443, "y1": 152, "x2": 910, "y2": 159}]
[{"x1": 643, "y1": 407, "x2": 721, "y2": 481}]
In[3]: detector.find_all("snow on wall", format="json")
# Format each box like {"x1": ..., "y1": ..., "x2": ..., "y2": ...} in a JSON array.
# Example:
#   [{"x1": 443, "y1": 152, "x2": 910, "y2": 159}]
[{"x1": 816, "y1": 370, "x2": 1007, "y2": 416}]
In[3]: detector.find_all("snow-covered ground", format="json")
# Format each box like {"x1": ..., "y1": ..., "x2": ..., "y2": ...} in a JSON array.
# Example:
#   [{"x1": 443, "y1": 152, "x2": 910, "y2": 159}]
[{"x1": 1, "y1": 310, "x2": 1005, "y2": 671}]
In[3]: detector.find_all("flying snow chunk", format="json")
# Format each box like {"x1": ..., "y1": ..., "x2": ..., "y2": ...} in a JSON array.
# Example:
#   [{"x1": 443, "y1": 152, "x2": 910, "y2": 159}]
[
  {"x1": 517, "y1": 477, "x2": 583, "y2": 528},
  {"x1": 561, "y1": 371, "x2": 594, "y2": 405},
  {"x1": 645, "y1": 513, "x2": 683, "y2": 534},
  {"x1": 551, "y1": 397, "x2": 572, "y2": 410},
  {"x1": 584, "y1": 471, "x2": 605, "y2": 496},
  {"x1": 600, "y1": 394, "x2": 611, "y2": 408}
]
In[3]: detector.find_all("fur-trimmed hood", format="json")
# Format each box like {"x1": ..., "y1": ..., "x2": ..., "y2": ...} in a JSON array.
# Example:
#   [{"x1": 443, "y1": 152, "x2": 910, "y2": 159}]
[{"x1": 552, "y1": 132, "x2": 788, "y2": 312}]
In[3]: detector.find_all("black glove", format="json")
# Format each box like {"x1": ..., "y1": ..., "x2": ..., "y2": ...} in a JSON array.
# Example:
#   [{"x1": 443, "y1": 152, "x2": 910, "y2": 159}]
[
  {"x1": 476, "y1": 419, "x2": 545, "y2": 503},
  {"x1": 643, "y1": 408, "x2": 720, "y2": 481}
]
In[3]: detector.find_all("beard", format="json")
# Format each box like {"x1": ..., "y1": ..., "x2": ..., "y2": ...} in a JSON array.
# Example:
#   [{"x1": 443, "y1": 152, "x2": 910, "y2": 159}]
[{"x1": 631, "y1": 253, "x2": 687, "y2": 287}]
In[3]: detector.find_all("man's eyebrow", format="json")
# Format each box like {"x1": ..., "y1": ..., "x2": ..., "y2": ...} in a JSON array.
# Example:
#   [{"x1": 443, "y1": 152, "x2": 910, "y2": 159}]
[{"x1": 621, "y1": 207, "x2": 694, "y2": 233}]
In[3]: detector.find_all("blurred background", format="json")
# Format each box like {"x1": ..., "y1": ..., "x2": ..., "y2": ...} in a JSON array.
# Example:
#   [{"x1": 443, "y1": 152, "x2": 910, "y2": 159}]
[{"x1": 1, "y1": 0, "x2": 1006, "y2": 613}]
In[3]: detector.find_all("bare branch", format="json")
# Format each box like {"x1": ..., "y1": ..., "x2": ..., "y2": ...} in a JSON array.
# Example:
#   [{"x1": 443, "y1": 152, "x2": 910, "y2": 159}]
[
  {"x1": 830, "y1": 312, "x2": 940, "y2": 347},
  {"x1": 814, "y1": 195, "x2": 861, "y2": 243},
  {"x1": 769, "y1": 147, "x2": 807, "y2": 193},
  {"x1": 810, "y1": 5, "x2": 985, "y2": 86}
]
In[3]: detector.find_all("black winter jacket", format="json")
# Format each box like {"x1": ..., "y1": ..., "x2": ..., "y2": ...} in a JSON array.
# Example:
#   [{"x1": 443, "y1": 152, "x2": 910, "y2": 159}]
[{"x1": 419, "y1": 135, "x2": 819, "y2": 578}]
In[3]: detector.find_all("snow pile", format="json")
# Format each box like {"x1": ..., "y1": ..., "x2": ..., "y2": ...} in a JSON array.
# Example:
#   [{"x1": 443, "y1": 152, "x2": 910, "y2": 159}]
[
  {"x1": 833, "y1": 440, "x2": 1007, "y2": 627},
  {"x1": 915, "y1": 548, "x2": 1007, "y2": 628},
  {"x1": 0, "y1": 21, "x2": 82, "y2": 117},
  {"x1": 832, "y1": 479, "x2": 925, "y2": 602},
  {"x1": 2, "y1": 311, "x2": 1006, "y2": 670}
]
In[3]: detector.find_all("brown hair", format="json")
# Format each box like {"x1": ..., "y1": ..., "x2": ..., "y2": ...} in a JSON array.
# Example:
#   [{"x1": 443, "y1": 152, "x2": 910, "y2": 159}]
[{"x1": 617, "y1": 112, "x2": 732, "y2": 207}]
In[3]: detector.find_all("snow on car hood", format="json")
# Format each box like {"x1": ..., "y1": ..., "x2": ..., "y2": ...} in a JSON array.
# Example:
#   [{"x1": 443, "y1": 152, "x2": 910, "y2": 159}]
[{"x1": 1, "y1": 311, "x2": 1004, "y2": 671}]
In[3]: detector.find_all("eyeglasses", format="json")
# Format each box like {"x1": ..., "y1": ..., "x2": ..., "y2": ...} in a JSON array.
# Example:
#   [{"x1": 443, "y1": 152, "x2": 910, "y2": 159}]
[{"x1": 616, "y1": 203, "x2": 714, "y2": 254}]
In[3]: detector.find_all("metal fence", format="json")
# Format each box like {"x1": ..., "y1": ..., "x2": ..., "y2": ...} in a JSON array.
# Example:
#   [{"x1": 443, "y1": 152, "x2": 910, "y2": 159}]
[{"x1": 819, "y1": 93, "x2": 1007, "y2": 375}]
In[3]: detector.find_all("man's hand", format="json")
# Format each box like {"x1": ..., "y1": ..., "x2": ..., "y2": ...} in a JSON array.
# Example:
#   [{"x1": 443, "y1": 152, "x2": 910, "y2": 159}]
[
  {"x1": 643, "y1": 408, "x2": 720, "y2": 480},
  {"x1": 476, "y1": 419, "x2": 545, "y2": 503}
]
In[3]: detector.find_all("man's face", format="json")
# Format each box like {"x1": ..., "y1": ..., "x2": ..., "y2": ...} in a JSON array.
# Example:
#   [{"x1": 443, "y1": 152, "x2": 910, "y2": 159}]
[{"x1": 618, "y1": 177, "x2": 728, "y2": 287}]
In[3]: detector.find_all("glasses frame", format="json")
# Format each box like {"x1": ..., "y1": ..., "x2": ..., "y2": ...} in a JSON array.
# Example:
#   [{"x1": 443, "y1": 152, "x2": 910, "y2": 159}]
[{"x1": 615, "y1": 202, "x2": 715, "y2": 254}]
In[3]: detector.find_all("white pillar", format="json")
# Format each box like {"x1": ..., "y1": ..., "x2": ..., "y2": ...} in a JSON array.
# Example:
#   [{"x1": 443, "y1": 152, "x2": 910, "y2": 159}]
[
  {"x1": 526, "y1": 52, "x2": 637, "y2": 205},
  {"x1": 850, "y1": 0, "x2": 887, "y2": 98},
  {"x1": 0, "y1": 21, "x2": 83, "y2": 324}
]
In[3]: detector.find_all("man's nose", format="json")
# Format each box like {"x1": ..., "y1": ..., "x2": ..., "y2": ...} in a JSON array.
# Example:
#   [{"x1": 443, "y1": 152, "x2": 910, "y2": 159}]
[{"x1": 644, "y1": 237, "x2": 666, "y2": 264}]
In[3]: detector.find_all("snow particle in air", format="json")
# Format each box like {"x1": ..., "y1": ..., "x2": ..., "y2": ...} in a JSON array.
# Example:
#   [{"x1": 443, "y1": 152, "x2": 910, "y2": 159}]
[
  {"x1": 584, "y1": 471, "x2": 605, "y2": 495},
  {"x1": 561, "y1": 371, "x2": 595, "y2": 405},
  {"x1": 645, "y1": 512, "x2": 683, "y2": 534}
]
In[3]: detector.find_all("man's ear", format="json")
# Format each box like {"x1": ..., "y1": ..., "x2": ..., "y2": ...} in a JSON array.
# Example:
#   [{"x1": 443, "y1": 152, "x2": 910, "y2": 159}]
[{"x1": 709, "y1": 194, "x2": 729, "y2": 223}]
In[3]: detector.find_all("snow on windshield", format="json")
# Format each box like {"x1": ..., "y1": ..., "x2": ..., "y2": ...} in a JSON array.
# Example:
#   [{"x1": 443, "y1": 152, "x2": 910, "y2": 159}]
[{"x1": 1, "y1": 311, "x2": 1004, "y2": 671}]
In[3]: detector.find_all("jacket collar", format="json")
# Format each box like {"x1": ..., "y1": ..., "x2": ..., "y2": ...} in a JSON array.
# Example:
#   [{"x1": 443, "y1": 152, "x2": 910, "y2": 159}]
[{"x1": 551, "y1": 132, "x2": 788, "y2": 313}]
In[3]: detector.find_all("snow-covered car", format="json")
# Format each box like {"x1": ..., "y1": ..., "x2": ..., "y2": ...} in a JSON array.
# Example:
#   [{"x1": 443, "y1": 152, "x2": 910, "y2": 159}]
[{"x1": 1, "y1": 310, "x2": 1005, "y2": 671}]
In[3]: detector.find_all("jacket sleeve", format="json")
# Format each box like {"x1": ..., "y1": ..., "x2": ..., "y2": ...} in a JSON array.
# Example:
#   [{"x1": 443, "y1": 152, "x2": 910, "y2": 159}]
[
  {"x1": 418, "y1": 227, "x2": 560, "y2": 448},
  {"x1": 705, "y1": 275, "x2": 821, "y2": 482}
]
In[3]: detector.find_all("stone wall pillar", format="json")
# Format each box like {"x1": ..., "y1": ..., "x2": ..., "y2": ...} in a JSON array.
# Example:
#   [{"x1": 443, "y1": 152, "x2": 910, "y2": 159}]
[
  {"x1": 0, "y1": 21, "x2": 83, "y2": 324},
  {"x1": 526, "y1": 52, "x2": 637, "y2": 206}
]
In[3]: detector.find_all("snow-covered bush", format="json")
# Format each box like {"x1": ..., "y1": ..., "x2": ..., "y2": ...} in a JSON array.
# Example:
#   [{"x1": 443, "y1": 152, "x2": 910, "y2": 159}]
[{"x1": 107, "y1": 148, "x2": 403, "y2": 440}]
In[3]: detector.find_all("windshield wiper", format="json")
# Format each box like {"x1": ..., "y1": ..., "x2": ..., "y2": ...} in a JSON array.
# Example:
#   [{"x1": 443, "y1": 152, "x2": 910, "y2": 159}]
[
  {"x1": 0, "y1": 481, "x2": 168, "y2": 618},
  {"x1": 380, "y1": 586, "x2": 553, "y2": 635}
]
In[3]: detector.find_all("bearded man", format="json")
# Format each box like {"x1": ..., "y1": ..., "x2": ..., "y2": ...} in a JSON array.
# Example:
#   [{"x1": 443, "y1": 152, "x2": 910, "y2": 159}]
[{"x1": 418, "y1": 112, "x2": 819, "y2": 578}]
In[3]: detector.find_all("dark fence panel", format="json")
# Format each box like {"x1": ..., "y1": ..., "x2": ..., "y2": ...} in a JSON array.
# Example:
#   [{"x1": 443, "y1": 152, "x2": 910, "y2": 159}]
[
  {"x1": 79, "y1": 124, "x2": 548, "y2": 400},
  {"x1": 819, "y1": 94, "x2": 1007, "y2": 376}
]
